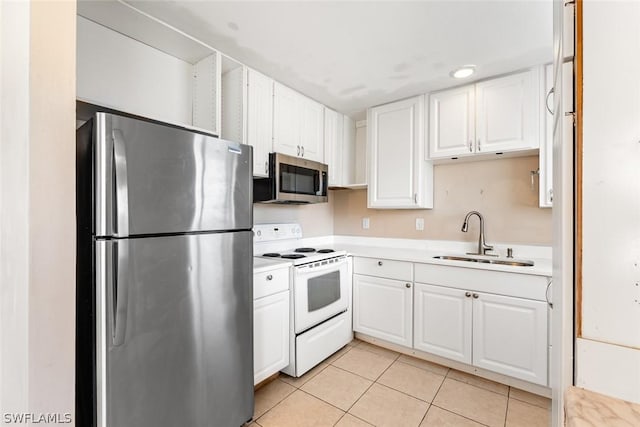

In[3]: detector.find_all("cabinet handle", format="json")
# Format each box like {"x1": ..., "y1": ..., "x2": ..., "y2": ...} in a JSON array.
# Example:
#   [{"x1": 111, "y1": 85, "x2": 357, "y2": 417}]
[
  {"x1": 405, "y1": 283, "x2": 411, "y2": 288},
  {"x1": 468, "y1": 140, "x2": 473, "y2": 152},
  {"x1": 477, "y1": 139, "x2": 481, "y2": 152},
  {"x1": 301, "y1": 146, "x2": 305, "y2": 157},
  {"x1": 472, "y1": 293, "x2": 479, "y2": 299},
  {"x1": 265, "y1": 161, "x2": 268, "y2": 174},
  {"x1": 546, "y1": 279, "x2": 553, "y2": 308},
  {"x1": 297, "y1": 145, "x2": 300, "y2": 156},
  {"x1": 465, "y1": 292, "x2": 471, "y2": 297},
  {"x1": 377, "y1": 261, "x2": 383, "y2": 266},
  {"x1": 414, "y1": 193, "x2": 417, "y2": 204},
  {"x1": 546, "y1": 88, "x2": 555, "y2": 115},
  {"x1": 549, "y1": 189, "x2": 554, "y2": 202},
  {"x1": 266, "y1": 274, "x2": 273, "y2": 281}
]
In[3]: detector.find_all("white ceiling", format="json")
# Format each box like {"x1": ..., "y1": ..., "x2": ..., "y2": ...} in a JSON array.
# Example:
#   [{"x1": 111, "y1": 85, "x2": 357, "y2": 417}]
[{"x1": 128, "y1": 0, "x2": 553, "y2": 119}]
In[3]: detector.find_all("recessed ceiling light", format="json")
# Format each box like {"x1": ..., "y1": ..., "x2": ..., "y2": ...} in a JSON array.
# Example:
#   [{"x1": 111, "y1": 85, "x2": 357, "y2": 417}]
[{"x1": 450, "y1": 65, "x2": 476, "y2": 79}]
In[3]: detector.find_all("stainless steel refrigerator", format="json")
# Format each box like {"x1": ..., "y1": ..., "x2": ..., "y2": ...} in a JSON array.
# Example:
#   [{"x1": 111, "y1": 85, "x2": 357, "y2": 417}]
[{"x1": 76, "y1": 112, "x2": 254, "y2": 427}]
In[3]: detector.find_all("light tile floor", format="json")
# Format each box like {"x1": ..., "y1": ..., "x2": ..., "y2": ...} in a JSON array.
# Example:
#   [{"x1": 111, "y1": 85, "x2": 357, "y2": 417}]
[{"x1": 252, "y1": 339, "x2": 551, "y2": 427}]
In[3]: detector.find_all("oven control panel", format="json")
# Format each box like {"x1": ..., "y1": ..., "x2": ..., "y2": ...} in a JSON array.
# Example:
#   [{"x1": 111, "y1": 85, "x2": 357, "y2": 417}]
[{"x1": 253, "y1": 223, "x2": 303, "y2": 242}]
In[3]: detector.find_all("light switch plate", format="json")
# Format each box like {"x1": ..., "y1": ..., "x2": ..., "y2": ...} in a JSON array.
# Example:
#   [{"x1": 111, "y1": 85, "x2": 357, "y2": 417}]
[
  {"x1": 362, "y1": 217, "x2": 370, "y2": 229},
  {"x1": 415, "y1": 218, "x2": 424, "y2": 231}
]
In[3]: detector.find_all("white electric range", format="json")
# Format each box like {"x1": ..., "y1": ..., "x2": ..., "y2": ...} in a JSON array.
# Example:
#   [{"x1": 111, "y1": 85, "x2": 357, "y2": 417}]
[{"x1": 254, "y1": 224, "x2": 353, "y2": 377}]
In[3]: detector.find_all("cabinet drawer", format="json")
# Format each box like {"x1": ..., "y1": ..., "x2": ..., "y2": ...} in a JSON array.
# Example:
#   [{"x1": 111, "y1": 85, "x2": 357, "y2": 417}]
[
  {"x1": 254, "y1": 267, "x2": 289, "y2": 299},
  {"x1": 353, "y1": 257, "x2": 412, "y2": 281}
]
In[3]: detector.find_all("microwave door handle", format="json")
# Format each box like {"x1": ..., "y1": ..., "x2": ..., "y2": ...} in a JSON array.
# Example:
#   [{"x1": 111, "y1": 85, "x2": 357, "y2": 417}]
[
  {"x1": 112, "y1": 129, "x2": 129, "y2": 237},
  {"x1": 317, "y1": 171, "x2": 324, "y2": 196}
]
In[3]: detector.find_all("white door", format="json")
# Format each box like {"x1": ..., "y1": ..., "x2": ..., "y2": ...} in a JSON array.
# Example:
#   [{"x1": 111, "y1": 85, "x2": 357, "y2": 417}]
[
  {"x1": 472, "y1": 292, "x2": 548, "y2": 386},
  {"x1": 429, "y1": 85, "x2": 475, "y2": 159},
  {"x1": 299, "y1": 97, "x2": 324, "y2": 162},
  {"x1": 273, "y1": 82, "x2": 300, "y2": 157},
  {"x1": 475, "y1": 68, "x2": 540, "y2": 153},
  {"x1": 246, "y1": 69, "x2": 273, "y2": 177},
  {"x1": 253, "y1": 291, "x2": 290, "y2": 385},
  {"x1": 353, "y1": 274, "x2": 413, "y2": 347},
  {"x1": 367, "y1": 95, "x2": 425, "y2": 208},
  {"x1": 324, "y1": 108, "x2": 343, "y2": 186},
  {"x1": 539, "y1": 63, "x2": 554, "y2": 207},
  {"x1": 414, "y1": 283, "x2": 472, "y2": 364}
]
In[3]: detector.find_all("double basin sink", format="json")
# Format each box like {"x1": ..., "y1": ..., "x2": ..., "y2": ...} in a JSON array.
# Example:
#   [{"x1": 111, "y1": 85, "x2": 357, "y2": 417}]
[{"x1": 433, "y1": 255, "x2": 534, "y2": 267}]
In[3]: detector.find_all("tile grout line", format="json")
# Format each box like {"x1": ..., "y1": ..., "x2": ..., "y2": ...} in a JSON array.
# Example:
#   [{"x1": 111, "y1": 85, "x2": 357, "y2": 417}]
[
  {"x1": 430, "y1": 404, "x2": 493, "y2": 427},
  {"x1": 504, "y1": 386, "x2": 511, "y2": 427},
  {"x1": 417, "y1": 366, "x2": 450, "y2": 425},
  {"x1": 443, "y1": 373, "x2": 510, "y2": 398}
]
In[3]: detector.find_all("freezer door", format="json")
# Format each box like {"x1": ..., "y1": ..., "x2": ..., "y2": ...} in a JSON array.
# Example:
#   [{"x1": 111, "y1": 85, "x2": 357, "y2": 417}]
[
  {"x1": 94, "y1": 113, "x2": 252, "y2": 237},
  {"x1": 95, "y1": 231, "x2": 253, "y2": 427}
]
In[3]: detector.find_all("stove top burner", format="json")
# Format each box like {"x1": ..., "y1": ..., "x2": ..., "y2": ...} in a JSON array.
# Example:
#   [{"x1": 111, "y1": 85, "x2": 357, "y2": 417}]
[
  {"x1": 262, "y1": 253, "x2": 281, "y2": 257},
  {"x1": 294, "y1": 247, "x2": 316, "y2": 253},
  {"x1": 317, "y1": 249, "x2": 335, "y2": 253},
  {"x1": 281, "y1": 254, "x2": 306, "y2": 259}
]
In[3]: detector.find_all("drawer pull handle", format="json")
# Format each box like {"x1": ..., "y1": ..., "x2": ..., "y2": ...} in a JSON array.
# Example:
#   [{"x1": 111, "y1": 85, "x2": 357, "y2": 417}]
[
  {"x1": 465, "y1": 292, "x2": 471, "y2": 297},
  {"x1": 266, "y1": 274, "x2": 273, "y2": 281},
  {"x1": 377, "y1": 261, "x2": 383, "y2": 266},
  {"x1": 472, "y1": 293, "x2": 479, "y2": 299},
  {"x1": 405, "y1": 283, "x2": 411, "y2": 288}
]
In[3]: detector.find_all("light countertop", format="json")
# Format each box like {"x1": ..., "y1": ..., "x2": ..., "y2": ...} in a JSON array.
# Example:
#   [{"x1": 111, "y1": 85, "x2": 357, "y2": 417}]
[
  {"x1": 565, "y1": 386, "x2": 640, "y2": 426},
  {"x1": 336, "y1": 244, "x2": 552, "y2": 276},
  {"x1": 253, "y1": 257, "x2": 291, "y2": 274}
]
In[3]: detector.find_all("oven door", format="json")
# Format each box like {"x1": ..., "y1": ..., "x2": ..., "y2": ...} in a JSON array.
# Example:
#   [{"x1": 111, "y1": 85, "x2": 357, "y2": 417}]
[{"x1": 293, "y1": 256, "x2": 349, "y2": 334}]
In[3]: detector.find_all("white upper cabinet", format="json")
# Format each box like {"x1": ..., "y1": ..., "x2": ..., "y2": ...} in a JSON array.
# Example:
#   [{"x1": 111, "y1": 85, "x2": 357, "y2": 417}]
[
  {"x1": 324, "y1": 108, "x2": 344, "y2": 187},
  {"x1": 367, "y1": 95, "x2": 433, "y2": 209},
  {"x1": 246, "y1": 68, "x2": 274, "y2": 177},
  {"x1": 427, "y1": 67, "x2": 542, "y2": 160},
  {"x1": 273, "y1": 82, "x2": 301, "y2": 157},
  {"x1": 273, "y1": 82, "x2": 324, "y2": 162},
  {"x1": 299, "y1": 97, "x2": 325, "y2": 162},
  {"x1": 429, "y1": 85, "x2": 476, "y2": 158},
  {"x1": 475, "y1": 68, "x2": 541, "y2": 153}
]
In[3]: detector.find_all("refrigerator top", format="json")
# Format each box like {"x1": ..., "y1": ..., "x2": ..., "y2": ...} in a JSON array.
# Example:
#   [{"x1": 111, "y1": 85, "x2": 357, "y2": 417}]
[{"x1": 89, "y1": 112, "x2": 253, "y2": 237}]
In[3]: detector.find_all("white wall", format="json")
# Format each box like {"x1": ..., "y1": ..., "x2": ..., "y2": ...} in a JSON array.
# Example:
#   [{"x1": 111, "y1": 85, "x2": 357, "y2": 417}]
[
  {"x1": 77, "y1": 16, "x2": 193, "y2": 126},
  {"x1": 1, "y1": 0, "x2": 76, "y2": 423},
  {"x1": 1, "y1": 0, "x2": 31, "y2": 417},
  {"x1": 578, "y1": 0, "x2": 640, "y2": 403}
]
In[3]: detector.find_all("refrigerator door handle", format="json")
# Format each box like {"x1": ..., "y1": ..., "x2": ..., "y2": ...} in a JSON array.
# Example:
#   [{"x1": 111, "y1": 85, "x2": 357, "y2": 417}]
[
  {"x1": 112, "y1": 129, "x2": 129, "y2": 237},
  {"x1": 112, "y1": 241, "x2": 129, "y2": 346}
]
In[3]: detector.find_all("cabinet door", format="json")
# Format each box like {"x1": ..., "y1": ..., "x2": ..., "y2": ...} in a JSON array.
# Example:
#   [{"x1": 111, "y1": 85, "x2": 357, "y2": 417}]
[
  {"x1": 539, "y1": 64, "x2": 554, "y2": 207},
  {"x1": 414, "y1": 283, "x2": 472, "y2": 364},
  {"x1": 254, "y1": 291, "x2": 290, "y2": 385},
  {"x1": 368, "y1": 95, "x2": 429, "y2": 208},
  {"x1": 429, "y1": 85, "x2": 475, "y2": 159},
  {"x1": 246, "y1": 69, "x2": 273, "y2": 177},
  {"x1": 324, "y1": 108, "x2": 343, "y2": 186},
  {"x1": 300, "y1": 97, "x2": 324, "y2": 162},
  {"x1": 342, "y1": 115, "x2": 357, "y2": 185},
  {"x1": 273, "y1": 82, "x2": 300, "y2": 157},
  {"x1": 475, "y1": 68, "x2": 540, "y2": 153},
  {"x1": 472, "y1": 293, "x2": 548, "y2": 385},
  {"x1": 353, "y1": 274, "x2": 412, "y2": 347}
]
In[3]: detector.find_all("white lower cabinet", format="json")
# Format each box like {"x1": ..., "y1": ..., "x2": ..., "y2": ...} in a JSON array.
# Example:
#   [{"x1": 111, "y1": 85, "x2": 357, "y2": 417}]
[
  {"x1": 353, "y1": 274, "x2": 413, "y2": 347},
  {"x1": 472, "y1": 292, "x2": 548, "y2": 385},
  {"x1": 253, "y1": 266, "x2": 290, "y2": 385},
  {"x1": 413, "y1": 283, "x2": 472, "y2": 364}
]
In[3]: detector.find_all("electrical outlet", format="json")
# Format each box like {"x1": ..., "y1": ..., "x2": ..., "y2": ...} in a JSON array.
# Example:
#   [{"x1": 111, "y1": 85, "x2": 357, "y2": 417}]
[
  {"x1": 415, "y1": 218, "x2": 424, "y2": 231},
  {"x1": 362, "y1": 217, "x2": 370, "y2": 229}
]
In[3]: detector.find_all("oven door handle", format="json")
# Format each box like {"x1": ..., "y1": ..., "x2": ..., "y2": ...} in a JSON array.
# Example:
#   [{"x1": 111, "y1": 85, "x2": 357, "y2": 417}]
[{"x1": 295, "y1": 257, "x2": 348, "y2": 276}]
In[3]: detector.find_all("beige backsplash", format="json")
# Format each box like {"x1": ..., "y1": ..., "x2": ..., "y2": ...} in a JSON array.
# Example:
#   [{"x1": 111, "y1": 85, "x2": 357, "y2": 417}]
[
  {"x1": 253, "y1": 192, "x2": 335, "y2": 237},
  {"x1": 333, "y1": 155, "x2": 552, "y2": 245}
]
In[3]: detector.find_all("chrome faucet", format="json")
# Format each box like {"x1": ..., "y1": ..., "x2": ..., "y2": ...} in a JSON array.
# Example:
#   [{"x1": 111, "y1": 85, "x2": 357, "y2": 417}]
[{"x1": 461, "y1": 211, "x2": 497, "y2": 256}]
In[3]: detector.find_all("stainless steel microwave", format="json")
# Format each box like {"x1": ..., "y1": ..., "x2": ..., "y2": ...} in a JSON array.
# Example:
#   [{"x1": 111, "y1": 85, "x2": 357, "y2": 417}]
[{"x1": 253, "y1": 153, "x2": 328, "y2": 204}]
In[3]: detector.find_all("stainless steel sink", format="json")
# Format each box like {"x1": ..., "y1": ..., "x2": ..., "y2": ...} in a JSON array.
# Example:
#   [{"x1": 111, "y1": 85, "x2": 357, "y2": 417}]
[{"x1": 433, "y1": 255, "x2": 534, "y2": 267}]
